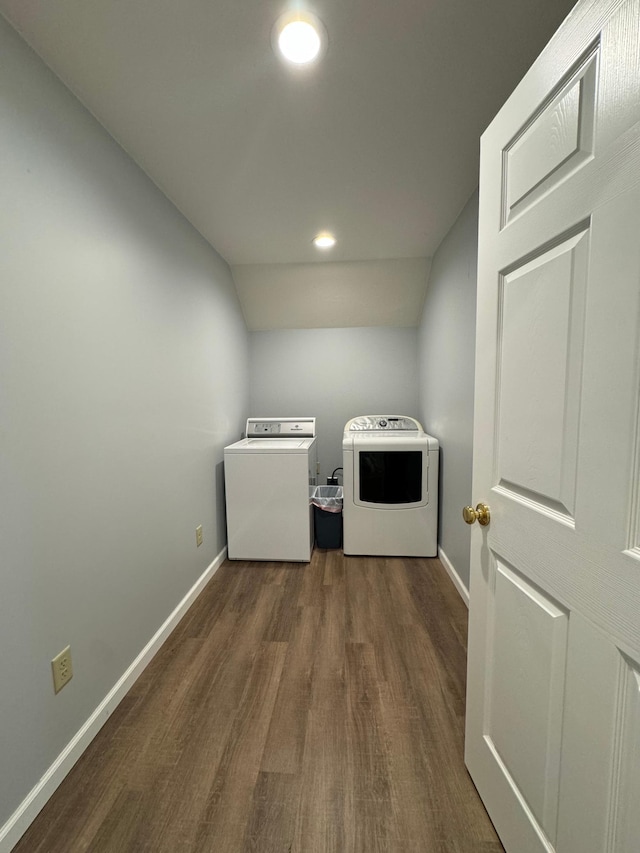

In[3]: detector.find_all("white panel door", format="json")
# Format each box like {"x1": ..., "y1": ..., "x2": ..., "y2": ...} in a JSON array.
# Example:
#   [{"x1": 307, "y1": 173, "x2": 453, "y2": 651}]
[{"x1": 465, "y1": 1, "x2": 640, "y2": 851}]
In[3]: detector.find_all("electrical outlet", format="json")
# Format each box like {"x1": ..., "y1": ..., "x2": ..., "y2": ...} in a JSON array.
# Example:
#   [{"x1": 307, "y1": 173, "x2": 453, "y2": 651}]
[
  {"x1": 52, "y1": 646, "x2": 73, "y2": 694},
  {"x1": 196, "y1": 525, "x2": 203, "y2": 547}
]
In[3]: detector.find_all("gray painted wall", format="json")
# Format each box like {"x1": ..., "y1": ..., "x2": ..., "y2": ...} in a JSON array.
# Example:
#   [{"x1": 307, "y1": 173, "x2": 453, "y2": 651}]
[
  {"x1": 0, "y1": 17, "x2": 249, "y2": 830},
  {"x1": 418, "y1": 192, "x2": 479, "y2": 591},
  {"x1": 249, "y1": 327, "x2": 420, "y2": 481}
]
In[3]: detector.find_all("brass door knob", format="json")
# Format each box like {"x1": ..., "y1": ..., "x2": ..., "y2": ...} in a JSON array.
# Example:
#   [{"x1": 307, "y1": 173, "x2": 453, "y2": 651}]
[{"x1": 462, "y1": 503, "x2": 491, "y2": 526}]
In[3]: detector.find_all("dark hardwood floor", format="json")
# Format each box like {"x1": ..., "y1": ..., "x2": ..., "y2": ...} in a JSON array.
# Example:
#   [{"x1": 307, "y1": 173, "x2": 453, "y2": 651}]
[{"x1": 14, "y1": 552, "x2": 503, "y2": 852}]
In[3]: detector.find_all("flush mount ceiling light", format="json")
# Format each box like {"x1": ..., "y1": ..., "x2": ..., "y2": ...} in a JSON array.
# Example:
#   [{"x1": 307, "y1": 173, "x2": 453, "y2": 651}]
[
  {"x1": 313, "y1": 232, "x2": 336, "y2": 249},
  {"x1": 273, "y1": 11, "x2": 327, "y2": 66}
]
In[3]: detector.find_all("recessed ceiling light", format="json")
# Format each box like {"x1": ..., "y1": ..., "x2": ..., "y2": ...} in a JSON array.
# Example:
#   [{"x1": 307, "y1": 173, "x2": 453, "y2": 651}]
[
  {"x1": 313, "y1": 232, "x2": 336, "y2": 249},
  {"x1": 273, "y1": 12, "x2": 327, "y2": 66},
  {"x1": 279, "y1": 21, "x2": 320, "y2": 64}
]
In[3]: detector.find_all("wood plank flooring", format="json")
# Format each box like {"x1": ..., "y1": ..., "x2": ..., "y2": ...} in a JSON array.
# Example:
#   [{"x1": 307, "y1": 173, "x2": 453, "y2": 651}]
[{"x1": 13, "y1": 552, "x2": 504, "y2": 853}]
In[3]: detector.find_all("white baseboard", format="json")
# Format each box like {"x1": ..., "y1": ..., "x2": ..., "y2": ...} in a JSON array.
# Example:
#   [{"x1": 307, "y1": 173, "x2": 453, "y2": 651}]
[
  {"x1": 0, "y1": 547, "x2": 227, "y2": 853},
  {"x1": 438, "y1": 546, "x2": 470, "y2": 608}
]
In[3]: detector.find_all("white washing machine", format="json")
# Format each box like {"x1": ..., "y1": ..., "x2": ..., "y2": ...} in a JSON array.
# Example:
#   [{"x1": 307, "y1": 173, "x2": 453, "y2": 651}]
[
  {"x1": 224, "y1": 417, "x2": 317, "y2": 562},
  {"x1": 342, "y1": 415, "x2": 439, "y2": 557}
]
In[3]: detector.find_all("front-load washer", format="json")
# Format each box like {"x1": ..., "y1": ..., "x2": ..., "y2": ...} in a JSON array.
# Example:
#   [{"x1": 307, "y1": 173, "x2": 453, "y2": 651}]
[
  {"x1": 342, "y1": 415, "x2": 439, "y2": 557},
  {"x1": 224, "y1": 417, "x2": 317, "y2": 562}
]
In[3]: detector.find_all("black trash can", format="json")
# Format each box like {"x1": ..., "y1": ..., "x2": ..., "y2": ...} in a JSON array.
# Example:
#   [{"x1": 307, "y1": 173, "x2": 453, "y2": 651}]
[{"x1": 311, "y1": 486, "x2": 343, "y2": 549}]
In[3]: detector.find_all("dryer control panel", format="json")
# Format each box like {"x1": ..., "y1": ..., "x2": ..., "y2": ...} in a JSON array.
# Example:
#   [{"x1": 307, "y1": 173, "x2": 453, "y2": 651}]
[{"x1": 346, "y1": 415, "x2": 421, "y2": 431}]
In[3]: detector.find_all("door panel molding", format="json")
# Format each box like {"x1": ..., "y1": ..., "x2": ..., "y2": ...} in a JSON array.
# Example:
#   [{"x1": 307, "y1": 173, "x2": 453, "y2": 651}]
[
  {"x1": 494, "y1": 227, "x2": 589, "y2": 520},
  {"x1": 501, "y1": 41, "x2": 599, "y2": 226},
  {"x1": 484, "y1": 560, "x2": 568, "y2": 841}
]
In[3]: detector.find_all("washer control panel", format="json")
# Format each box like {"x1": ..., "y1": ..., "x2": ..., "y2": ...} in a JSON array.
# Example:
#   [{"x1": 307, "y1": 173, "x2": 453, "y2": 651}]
[
  {"x1": 251, "y1": 422, "x2": 281, "y2": 434},
  {"x1": 246, "y1": 417, "x2": 316, "y2": 438}
]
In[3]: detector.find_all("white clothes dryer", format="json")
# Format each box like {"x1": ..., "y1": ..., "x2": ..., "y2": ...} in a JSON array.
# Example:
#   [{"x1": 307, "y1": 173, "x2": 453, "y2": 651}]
[
  {"x1": 342, "y1": 415, "x2": 439, "y2": 557},
  {"x1": 224, "y1": 418, "x2": 317, "y2": 562}
]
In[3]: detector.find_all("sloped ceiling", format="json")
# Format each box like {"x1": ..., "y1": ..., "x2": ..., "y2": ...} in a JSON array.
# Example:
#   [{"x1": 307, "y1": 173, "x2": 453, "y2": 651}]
[
  {"x1": 0, "y1": 0, "x2": 577, "y2": 329},
  {"x1": 234, "y1": 258, "x2": 432, "y2": 330}
]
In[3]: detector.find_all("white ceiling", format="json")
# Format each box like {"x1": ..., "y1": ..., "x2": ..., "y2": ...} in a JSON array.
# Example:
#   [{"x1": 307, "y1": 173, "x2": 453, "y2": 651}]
[{"x1": 0, "y1": 0, "x2": 576, "y2": 329}]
